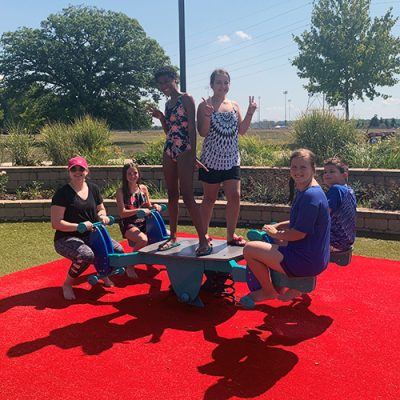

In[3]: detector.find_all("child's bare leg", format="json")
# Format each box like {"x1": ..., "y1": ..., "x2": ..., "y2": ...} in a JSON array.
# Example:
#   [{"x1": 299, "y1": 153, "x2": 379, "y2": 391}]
[
  {"x1": 243, "y1": 242, "x2": 286, "y2": 301},
  {"x1": 62, "y1": 274, "x2": 76, "y2": 300},
  {"x1": 177, "y1": 152, "x2": 209, "y2": 250},
  {"x1": 201, "y1": 182, "x2": 220, "y2": 238},
  {"x1": 125, "y1": 228, "x2": 148, "y2": 278},
  {"x1": 159, "y1": 153, "x2": 179, "y2": 249},
  {"x1": 223, "y1": 180, "x2": 241, "y2": 242}
]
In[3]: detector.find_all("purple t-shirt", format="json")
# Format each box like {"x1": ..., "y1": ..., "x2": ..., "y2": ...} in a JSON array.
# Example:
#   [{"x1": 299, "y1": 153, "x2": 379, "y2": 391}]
[{"x1": 279, "y1": 186, "x2": 331, "y2": 277}]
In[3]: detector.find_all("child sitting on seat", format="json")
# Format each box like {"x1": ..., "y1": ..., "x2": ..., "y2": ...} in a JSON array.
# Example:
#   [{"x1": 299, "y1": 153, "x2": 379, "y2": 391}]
[
  {"x1": 323, "y1": 157, "x2": 357, "y2": 252},
  {"x1": 116, "y1": 161, "x2": 162, "y2": 278}
]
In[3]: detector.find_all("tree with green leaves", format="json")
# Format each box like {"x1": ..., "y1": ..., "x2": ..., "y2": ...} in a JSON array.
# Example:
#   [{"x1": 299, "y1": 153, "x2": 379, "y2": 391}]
[
  {"x1": 292, "y1": 0, "x2": 400, "y2": 120},
  {"x1": 0, "y1": 5, "x2": 170, "y2": 130}
]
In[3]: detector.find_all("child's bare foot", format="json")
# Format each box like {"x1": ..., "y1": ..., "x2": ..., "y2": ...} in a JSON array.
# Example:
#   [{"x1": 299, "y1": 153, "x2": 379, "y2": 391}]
[
  {"x1": 102, "y1": 276, "x2": 115, "y2": 287},
  {"x1": 62, "y1": 283, "x2": 76, "y2": 300},
  {"x1": 249, "y1": 288, "x2": 278, "y2": 302},
  {"x1": 278, "y1": 288, "x2": 303, "y2": 302},
  {"x1": 126, "y1": 266, "x2": 138, "y2": 279}
]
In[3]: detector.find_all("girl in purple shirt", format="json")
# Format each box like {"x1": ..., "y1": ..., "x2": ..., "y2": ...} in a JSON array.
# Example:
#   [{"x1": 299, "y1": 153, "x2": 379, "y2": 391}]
[{"x1": 241, "y1": 149, "x2": 331, "y2": 307}]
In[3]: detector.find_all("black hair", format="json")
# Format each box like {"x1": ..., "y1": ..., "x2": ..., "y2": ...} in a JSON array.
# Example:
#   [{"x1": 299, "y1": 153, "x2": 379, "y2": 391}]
[{"x1": 154, "y1": 66, "x2": 179, "y2": 82}]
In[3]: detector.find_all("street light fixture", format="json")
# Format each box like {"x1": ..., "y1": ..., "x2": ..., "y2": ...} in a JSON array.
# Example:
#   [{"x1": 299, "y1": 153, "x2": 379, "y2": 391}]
[{"x1": 283, "y1": 90, "x2": 288, "y2": 126}]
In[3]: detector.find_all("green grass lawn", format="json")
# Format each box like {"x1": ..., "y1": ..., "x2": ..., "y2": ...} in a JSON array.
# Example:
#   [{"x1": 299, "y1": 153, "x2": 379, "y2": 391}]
[{"x1": 0, "y1": 222, "x2": 398, "y2": 278}]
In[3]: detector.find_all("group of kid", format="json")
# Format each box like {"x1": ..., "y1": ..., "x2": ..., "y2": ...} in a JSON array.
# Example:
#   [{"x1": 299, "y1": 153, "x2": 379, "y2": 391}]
[{"x1": 50, "y1": 66, "x2": 356, "y2": 303}]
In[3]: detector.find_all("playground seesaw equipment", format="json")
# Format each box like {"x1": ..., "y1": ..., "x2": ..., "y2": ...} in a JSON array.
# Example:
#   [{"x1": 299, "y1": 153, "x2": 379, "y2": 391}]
[
  {"x1": 245, "y1": 229, "x2": 353, "y2": 293},
  {"x1": 77, "y1": 217, "x2": 126, "y2": 286},
  {"x1": 81, "y1": 206, "x2": 247, "y2": 306}
]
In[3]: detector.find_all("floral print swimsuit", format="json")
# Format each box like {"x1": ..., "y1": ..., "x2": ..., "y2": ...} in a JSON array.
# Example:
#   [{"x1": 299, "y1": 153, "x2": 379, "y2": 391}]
[{"x1": 164, "y1": 96, "x2": 191, "y2": 161}]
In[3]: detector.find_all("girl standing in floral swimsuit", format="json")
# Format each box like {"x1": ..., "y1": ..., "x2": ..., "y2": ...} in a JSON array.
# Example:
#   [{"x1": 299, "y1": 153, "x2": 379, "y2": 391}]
[{"x1": 149, "y1": 66, "x2": 211, "y2": 256}]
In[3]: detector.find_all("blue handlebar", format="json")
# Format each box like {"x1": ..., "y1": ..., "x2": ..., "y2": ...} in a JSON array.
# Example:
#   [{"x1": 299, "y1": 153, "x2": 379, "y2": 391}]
[
  {"x1": 136, "y1": 204, "x2": 167, "y2": 218},
  {"x1": 77, "y1": 215, "x2": 116, "y2": 233}
]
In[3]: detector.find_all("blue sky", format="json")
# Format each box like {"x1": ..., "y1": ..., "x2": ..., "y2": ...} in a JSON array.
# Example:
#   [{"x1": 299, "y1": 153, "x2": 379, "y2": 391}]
[{"x1": 1, "y1": 0, "x2": 399, "y2": 121}]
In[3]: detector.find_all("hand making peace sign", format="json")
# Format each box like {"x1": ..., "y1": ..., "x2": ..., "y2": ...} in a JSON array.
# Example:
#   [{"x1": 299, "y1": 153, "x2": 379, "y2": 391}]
[
  {"x1": 202, "y1": 97, "x2": 214, "y2": 117},
  {"x1": 246, "y1": 96, "x2": 257, "y2": 117}
]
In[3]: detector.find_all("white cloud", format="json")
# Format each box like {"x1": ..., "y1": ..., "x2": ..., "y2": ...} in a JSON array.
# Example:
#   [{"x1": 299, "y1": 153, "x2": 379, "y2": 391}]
[
  {"x1": 217, "y1": 35, "x2": 230, "y2": 43},
  {"x1": 235, "y1": 31, "x2": 252, "y2": 40}
]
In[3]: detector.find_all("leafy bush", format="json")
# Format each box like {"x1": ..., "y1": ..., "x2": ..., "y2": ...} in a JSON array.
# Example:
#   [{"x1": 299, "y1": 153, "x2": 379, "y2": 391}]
[
  {"x1": 133, "y1": 137, "x2": 164, "y2": 165},
  {"x1": 40, "y1": 122, "x2": 74, "y2": 165},
  {"x1": 71, "y1": 116, "x2": 121, "y2": 165},
  {"x1": 41, "y1": 115, "x2": 123, "y2": 165},
  {"x1": 351, "y1": 181, "x2": 400, "y2": 211},
  {"x1": 345, "y1": 138, "x2": 400, "y2": 169},
  {"x1": 4, "y1": 123, "x2": 39, "y2": 165},
  {"x1": 293, "y1": 111, "x2": 360, "y2": 163},
  {"x1": 15, "y1": 181, "x2": 54, "y2": 200},
  {"x1": 239, "y1": 136, "x2": 282, "y2": 166},
  {"x1": 241, "y1": 171, "x2": 289, "y2": 204}
]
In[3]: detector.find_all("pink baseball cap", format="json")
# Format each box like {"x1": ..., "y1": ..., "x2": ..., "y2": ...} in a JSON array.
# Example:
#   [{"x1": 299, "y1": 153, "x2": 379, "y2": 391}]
[{"x1": 68, "y1": 156, "x2": 88, "y2": 170}]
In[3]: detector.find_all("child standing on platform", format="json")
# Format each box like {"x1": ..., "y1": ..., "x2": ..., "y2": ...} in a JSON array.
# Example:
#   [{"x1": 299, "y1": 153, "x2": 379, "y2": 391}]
[
  {"x1": 323, "y1": 157, "x2": 357, "y2": 252},
  {"x1": 197, "y1": 68, "x2": 257, "y2": 247},
  {"x1": 148, "y1": 66, "x2": 211, "y2": 256},
  {"x1": 116, "y1": 161, "x2": 162, "y2": 278},
  {"x1": 240, "y1": 149, "x2": 331, "y2": 307}
]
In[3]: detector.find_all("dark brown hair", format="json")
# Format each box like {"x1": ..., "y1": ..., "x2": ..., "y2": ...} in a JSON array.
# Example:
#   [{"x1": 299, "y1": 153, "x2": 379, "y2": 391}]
[
  {"x1": 323, "y1": 157, "x2": 349, "y2": 174},
  {"x1": 121, "y1": 160, "x2": 141, "y2": 202}
]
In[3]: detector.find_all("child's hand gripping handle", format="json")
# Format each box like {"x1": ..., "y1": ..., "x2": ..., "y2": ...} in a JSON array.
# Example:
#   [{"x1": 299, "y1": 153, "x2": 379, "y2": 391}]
[{"x1": 136, "y1": 204, "x2": 167, "y2": 218}]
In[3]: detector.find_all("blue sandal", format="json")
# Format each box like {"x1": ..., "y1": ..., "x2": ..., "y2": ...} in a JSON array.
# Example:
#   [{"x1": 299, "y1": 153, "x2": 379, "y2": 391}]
[
  {"x1": 239, "y1": 295, "x2": 255, "y2": 310},
  {"x1": 158, "y1": 240, "x2": 180, "y2": 251},
  {"x1": 195, "y1": 245, "x2": 213, "y2": 257}
]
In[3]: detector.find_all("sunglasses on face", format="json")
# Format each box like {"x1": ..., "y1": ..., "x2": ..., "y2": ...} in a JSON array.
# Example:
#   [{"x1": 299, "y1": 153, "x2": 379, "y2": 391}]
[{"x1": 70, "y1": 166, "x2": 86, "y2": 172}]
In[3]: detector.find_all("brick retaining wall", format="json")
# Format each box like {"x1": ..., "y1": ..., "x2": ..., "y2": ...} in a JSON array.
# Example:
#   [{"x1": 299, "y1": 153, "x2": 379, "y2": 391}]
[
  {"x1": 2, "y1": 165, "x2": 400, "y2": 193},
  {"x1": 1, "y1": 199, "x2": 399, "y2": 236}
]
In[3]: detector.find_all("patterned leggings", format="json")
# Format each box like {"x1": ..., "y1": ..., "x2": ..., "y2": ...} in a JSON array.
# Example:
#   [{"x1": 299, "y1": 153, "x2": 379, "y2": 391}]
[{"x1": 54, "y1": 235, "x2": 124, "y2": 278}]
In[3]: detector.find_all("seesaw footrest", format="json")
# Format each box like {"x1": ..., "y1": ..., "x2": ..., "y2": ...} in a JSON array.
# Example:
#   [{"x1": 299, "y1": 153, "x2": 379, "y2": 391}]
[{"x1": 270, "y1": 270, "x2": 316, "y2": 293}]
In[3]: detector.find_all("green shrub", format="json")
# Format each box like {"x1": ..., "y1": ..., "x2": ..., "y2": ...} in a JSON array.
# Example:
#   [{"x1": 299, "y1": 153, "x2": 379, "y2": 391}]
[
  {"x1": 4, "y1": 123, "x2": 38, "y2": 165},
  {"x1": 41, "y1": 115, "x2": 123, "y2": 165},
  {"x1": 239, "y1": 136, "x2": 282, "y2": 166},
  {"x1": 71, "y1": 115, "x2": 121, "y2": 165},
  {"x1": 133, "y1": 137, "x2": 164, "y2": 165},
  {"x1": 41, "y1": 122, "x2": 74, "y2": 165},
  {"x1": 15, "y1": 181, "x2": 54, "y2": 200},
  {"x1": 350, "y1": 180, "x2": 400, "y2": 211},
  {"x1": 241, "y1": 171, "x2": 289, "y2": 204},
  {"x1": 293, "y1": 111, "x2": 359, "y2": 163},
  {"x1": 345, "y1": 138, "x2": 400, "y2": 169}
]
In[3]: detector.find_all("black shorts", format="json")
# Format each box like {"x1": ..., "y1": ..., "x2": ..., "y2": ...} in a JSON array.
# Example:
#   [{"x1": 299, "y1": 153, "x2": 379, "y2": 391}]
[{"x1": 199, "y1": 165, "x2": 240, "y2": 184}]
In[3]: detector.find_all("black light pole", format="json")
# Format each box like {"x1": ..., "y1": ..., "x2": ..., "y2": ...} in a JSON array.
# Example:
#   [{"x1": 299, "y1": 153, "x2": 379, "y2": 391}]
[{"x1": 178, "y1": 0, "x2": 186, "y2": 92}]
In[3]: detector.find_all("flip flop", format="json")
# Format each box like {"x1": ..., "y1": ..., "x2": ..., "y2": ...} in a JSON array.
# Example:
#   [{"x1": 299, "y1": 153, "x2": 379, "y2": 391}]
[
  {"x1": 158, "y1": 240, "x2": 180, "y2": 252},
  {"x1": 227, "y1": 235, "x2": 246, "y2": 247},
  {"x1": 239, "y1": 295, "x2": 255, "y2": 310},
  {"x1": 195, "y1": 245, "x2": 213, "y2": 257}
]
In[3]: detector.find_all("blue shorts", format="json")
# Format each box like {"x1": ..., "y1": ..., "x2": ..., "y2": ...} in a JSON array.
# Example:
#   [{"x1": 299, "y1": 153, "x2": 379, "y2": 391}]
[{"x1": 278, "y1": 246, "x2": 328, "y2": 277}]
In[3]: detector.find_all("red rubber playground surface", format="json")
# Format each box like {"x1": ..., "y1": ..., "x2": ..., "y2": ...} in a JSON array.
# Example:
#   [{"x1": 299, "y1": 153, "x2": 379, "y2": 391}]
[{"x1": 1, "y1": 233, "x2": 399, "y2": 400}]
